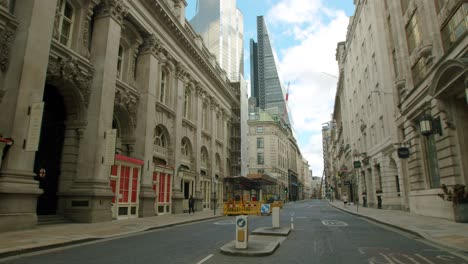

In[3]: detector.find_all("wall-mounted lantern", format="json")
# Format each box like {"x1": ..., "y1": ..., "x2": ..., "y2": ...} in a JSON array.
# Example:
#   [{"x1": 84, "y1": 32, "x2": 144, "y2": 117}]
[{"x1": 419, "y1": 114, "x2": 442, "y2": 137}]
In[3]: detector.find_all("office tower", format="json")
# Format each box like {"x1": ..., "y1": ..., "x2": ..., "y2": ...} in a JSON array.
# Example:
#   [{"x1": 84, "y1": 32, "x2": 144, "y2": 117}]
[
  {"x1": 190, "y1": 0, "x2": 244, "y2": 81},
  {"x1": 250, "y1": 16, "x2": 291, "y2": 125}
]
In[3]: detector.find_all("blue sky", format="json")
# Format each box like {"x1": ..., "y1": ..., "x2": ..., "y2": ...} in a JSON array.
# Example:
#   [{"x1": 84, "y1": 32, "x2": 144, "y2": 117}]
[{"x1": 185, "y1": 0, "x2": 355, "y2": 176}]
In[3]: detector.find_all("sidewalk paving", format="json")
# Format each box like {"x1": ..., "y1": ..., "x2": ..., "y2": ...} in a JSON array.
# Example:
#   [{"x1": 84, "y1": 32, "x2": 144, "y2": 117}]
[
  {"x1": 0, "y1": 210, "x2": 223, "y2": 258},
  {"x1": 328, "y1": 200, "x2": 468, "y2": 253}
]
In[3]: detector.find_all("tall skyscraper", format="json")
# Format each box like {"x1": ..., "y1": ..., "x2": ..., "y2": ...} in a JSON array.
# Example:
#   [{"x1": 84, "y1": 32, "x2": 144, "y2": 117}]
[
  {"x1": 190, "y1": 0, "x2": 244, "y2": 81},
  {"x1": 250, "y1": 16, "x2": 292, "y2": 125}
]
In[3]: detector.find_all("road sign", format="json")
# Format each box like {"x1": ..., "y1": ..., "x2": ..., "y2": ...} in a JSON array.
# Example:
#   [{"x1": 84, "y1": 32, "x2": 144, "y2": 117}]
[
  {"x1": 236, "y1": 218, "x2": 246, "y2": 228},
  {"x1": 260, "y1": 204, "x2": 271, "y2": 214}
]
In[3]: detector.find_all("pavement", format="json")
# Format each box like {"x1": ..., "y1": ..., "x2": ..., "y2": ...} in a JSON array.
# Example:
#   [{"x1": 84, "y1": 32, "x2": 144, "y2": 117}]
[
  {"x1": 0, "y1": 210, "x2": 223, "y2": 258},
  {"x1": 1, "y1": 200, "x2": 467, "y2": 259},
  {"x1": 328, "y1": 200, "x2": 468, "y2": 253}
]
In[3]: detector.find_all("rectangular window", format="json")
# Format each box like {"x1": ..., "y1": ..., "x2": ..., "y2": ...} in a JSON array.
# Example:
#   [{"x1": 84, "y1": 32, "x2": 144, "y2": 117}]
[
  {"x1": 256, "y1": 126, "x2": 264, "y2": 133},
  {"x1": 406, "y1": 13, "x2": 421, "y2": 54},
  {"x1": 395, "y1": 175, "x2": 401, "y2": 193},
  {"x1": 411, "y1": 57, "x2": 431, "y2": 85},
  {"x1": 257, "y1": 137, "x2": 264, "y2": 148},
  {"x1": 257, "y1": 153, "x2": 264, "y2": 165},
  {"x1": 159, "y1": 70, "x2": 166, "y2": 103},
  {"x1": 441, "y1": 3, "x2": 468, "y2": 51},
  {"x1": 392, "y1": 49, "x2": 399, "y2": 78},
  {"x1": 424, "y1": 134, "x2": 441, "y2": 188}
]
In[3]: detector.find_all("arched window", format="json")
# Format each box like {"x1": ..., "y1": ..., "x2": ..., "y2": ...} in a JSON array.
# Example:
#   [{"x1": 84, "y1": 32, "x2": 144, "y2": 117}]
[
  {"x1": 117, "y1": 45, "x2": 124, "y2": 79},
  {"x1": 159, "y1": 69, "x2": 167, "y2": 104},
  {"x1": 154, "y1": 126, "x2": 167, "y2": 148},
  {"x1": 58, "y1": 0, "x2": 74, "y2": 46}
]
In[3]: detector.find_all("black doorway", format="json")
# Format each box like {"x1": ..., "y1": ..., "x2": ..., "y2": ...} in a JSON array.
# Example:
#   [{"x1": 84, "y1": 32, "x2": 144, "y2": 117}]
[{"x1": 34, "y1": 85, "x2": 66, "y2": 215}]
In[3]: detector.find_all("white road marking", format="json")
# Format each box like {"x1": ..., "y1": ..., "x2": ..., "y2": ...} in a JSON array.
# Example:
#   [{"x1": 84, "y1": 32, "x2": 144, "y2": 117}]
[
  {"x1": 213, "y1": 220, "x2": 234, "y2": 225},
  {"x1": 196, "y1": 254, "x2": 213, "y2": 264},
  {"x1": 322, "y1": 220, "x2": 348, "y2": 226}
]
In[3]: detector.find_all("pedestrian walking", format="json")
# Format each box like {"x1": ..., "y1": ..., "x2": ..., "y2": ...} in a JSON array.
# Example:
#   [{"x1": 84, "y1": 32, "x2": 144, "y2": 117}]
[
  {"x1": 343, "y1": 194, "x2": 348, "y2": 207},
  {"x1": 188, "y1": 195, "x2": 195, "y2": 214}
]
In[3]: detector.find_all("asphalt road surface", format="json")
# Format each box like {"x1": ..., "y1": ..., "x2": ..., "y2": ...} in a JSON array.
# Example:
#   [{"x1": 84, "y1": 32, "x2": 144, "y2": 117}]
[{"x1": 2, "y1": 200, "x2": 467, "y2": 264}]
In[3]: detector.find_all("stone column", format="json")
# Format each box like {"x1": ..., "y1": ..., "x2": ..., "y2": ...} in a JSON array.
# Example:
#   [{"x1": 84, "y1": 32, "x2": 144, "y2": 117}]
[
  {"x1": 194, "y1": 85, "x2": 203, "y2": 194},
  {"x1": 0, "y1": 0, "x2": 58, "y2": 232},
  {"x1": 133, "y1": 35, "x2": 160, "y2": 217},
  {"x1": 210, "y1": 100, "x2": 219, "y2": 204},
  {"x1": 64, "y1": 0, "x2": 128, "y2": 223},
  {"x1": 171, "y1": 62, "x2": 187, "y2": 213}
]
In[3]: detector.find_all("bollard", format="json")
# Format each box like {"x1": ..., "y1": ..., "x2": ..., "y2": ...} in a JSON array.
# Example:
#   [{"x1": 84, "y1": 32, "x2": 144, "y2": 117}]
[
  {"x1": 272, "y1": 207, "x2": 280, "y2": 228},
  {"x1": 235, "y1": 215, "x2": 248, "y2": 249}
]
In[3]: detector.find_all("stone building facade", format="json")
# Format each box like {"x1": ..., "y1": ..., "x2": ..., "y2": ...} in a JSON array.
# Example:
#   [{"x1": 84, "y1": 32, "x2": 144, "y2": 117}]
[
  {"x1": 0, "y1": 0, "x2": 240, "y2": 232},
  {"x1": 247, "y1": 110, "x2": 309, "y2": 202},
  {"x1": 324, "y1": 0, "x2": 467, "y2": 222}
]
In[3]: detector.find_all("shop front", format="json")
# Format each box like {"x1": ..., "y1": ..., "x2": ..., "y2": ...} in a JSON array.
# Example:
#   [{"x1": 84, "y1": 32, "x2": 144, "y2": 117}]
[
  {"x1": 109, "y1": 155, "x2": 143, "y2": 220},
  {"x1": 153, "y1": 165, "x2": 173, "y2": 215}
]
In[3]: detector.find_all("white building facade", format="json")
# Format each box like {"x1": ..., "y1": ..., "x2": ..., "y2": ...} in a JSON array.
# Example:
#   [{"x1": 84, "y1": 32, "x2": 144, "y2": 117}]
[{"x1": 325, "y1": 0, "x2": 467, "y2": 222}]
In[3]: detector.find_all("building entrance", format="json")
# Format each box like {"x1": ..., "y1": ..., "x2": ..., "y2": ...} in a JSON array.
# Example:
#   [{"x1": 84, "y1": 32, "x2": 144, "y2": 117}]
[{"x1": 34, "y1": 85, "x2": 66, "y2": 215}]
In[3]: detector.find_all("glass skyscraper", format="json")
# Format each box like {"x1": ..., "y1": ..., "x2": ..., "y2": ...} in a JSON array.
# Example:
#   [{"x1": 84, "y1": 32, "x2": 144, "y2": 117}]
[
  {"x1": 190, "y1": 0, "x2": 244, "y2": 81},
  {"x1": 250, "y1": 16, "x2": 292, "y2": 126}
]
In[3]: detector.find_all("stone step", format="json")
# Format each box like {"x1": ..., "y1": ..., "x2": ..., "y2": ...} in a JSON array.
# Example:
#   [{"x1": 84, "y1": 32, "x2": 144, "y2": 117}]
[{"x1": 37, "y1": 215, "x2": 71, "y2": 225}]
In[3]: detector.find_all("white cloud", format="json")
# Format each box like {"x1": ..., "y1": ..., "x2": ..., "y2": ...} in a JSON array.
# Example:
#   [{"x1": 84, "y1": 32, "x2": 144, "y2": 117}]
[
  {"x1": 267, "y1": 0, "x2": 323, "y2": 25},
  {"x1": 266, "y1": 0, "x2": 350, "y2": 176}
]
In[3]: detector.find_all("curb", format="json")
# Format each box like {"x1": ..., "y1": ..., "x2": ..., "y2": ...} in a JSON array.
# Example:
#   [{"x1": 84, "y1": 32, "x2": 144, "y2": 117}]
[
  {"x1": 0, "y1": 215, "x2": 223, "y2": 259},
  {"x1": 328, "y1": 203, "x2": 468, "y2": 254},
  {"x1": 328, "y1": 203, "x2": 423, "y2": 239}
]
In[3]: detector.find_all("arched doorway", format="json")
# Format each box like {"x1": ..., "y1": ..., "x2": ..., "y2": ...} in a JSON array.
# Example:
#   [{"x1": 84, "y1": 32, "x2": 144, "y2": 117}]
[{"x1": 34, "y1": 84, "x2": 66, "y2": 215}]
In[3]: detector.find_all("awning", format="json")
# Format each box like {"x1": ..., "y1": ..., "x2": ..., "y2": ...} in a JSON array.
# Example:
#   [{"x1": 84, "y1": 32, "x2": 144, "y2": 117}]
[
  {"x1": 224, "y1": 174, "x2": 278, "y2": 189},
  {"x1": 247, "y1": 173, "x2": 277, "y2": 185}
]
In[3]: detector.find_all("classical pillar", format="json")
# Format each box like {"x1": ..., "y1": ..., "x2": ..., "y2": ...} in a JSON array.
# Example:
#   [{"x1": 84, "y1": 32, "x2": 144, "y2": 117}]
[
  {"x1": 210, "y1": 100, "x2": 218, "y2": 202},
  {"x1": 133, "y1": 35, "x2": 160, "y2": 217},
  {"x1": 194, "y1": 85, "x2": 203, "y2": 194},
  {"x1": 63, "y1": 0, "x2": 127, "y2": 223},
  {"x1": 0, "y1": 0, "x2": 58, "y2": 232},
  {"x1": 171, "y1": 62, "x2": 187, "y2": 213}
]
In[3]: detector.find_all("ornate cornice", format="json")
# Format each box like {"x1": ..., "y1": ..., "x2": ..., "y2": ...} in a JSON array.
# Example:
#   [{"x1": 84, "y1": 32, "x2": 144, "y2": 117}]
[
  {"x1": 195, "y1": 84, "x2": 205, "y2": 97},
  {"x1": 95, "y1": 0, "x2": 128, "y2": 25},
  {"x1": 211, "y1": 100, "x2": 219, "y2": 111},
  {"x1": 175, "y1": 62, "x2": 189, "y2": 81},
  {"x1": 46, "y1": 56, "x2": 93, "y2": 107},
  {"x1": 142, "y1": 0, "x2": 238, "y2": 106},
  {"x1": 140, "y1": 34, "x2": 164, "y2": 57}
]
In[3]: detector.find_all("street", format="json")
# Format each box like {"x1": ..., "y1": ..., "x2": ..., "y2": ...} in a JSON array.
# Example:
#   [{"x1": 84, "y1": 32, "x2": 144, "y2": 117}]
[{"x1": 2, "y1": 200, "x2": 467, "y2": 264}]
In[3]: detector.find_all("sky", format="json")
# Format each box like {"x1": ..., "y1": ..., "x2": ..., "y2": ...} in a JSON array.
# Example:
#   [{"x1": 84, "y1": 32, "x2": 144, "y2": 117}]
[{"x1": 185, "y1": 0, "x2": 355, "y2": 177}]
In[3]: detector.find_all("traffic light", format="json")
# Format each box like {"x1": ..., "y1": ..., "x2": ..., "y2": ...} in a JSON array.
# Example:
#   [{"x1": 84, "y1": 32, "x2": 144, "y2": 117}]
[{"x1": 284, "y1": 187, "x2": 288, "y2": 193}]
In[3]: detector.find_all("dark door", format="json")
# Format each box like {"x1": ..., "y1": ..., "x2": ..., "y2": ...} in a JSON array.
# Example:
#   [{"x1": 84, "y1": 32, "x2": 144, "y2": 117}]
[
  {"x1": 34, "y1": 85, "x2": 66, "y2": 215},
  {"x1": 184, "y1": 181, "x2": 190, "y2": 199}
]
